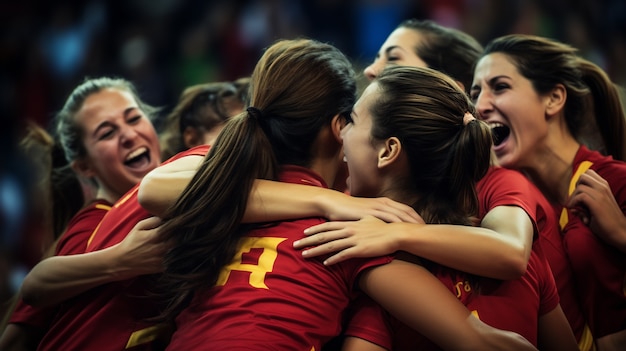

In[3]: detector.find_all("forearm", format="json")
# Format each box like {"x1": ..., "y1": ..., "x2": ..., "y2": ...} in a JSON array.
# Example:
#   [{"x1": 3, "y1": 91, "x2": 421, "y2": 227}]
[
  {"x1": 244, "y1": 180, "x2": 332, "y2": 222},
  {"x1": 137, "y1": 155, "x2": 203, "y2": 216},
  {"x1": 20, "y1": 246, "x2": 134, "y2": 307},
  {"x1": 396, "y1": 223, "x2": 528, "y2": 280}
]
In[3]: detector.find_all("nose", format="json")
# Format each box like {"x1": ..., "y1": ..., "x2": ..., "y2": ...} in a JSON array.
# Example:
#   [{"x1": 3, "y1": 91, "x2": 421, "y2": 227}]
[
  {"x1": 474, "y1": 90, "x2": 493, "y2": 120},
  {"x1": 363, "y1": 60, "x2": 382, "y2": 81},
  {"x1": 120, "y1": 125, "x2": 139, "y2": 146}
]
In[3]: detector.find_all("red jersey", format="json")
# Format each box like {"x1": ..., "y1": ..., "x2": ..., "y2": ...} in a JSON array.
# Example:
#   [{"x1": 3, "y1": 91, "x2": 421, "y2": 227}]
[
  {"x1": 477, "y1": 167, "x2": 586, "y2": 342},
  {"x1": 36, "y1": 145, "x2": 210, "y2": 351},
  {"x1": 167, "y1": 165, "x2": 392, "y2": 351},
  {"x1": 557, "y1": 145, "x2": 626, "y2": 338},
  {"x1": 9, "y1": 200, "x2": 111, "y2": 331},
  {"x1": 344, "y1": 167, "x2": 562, "y2": 349}
]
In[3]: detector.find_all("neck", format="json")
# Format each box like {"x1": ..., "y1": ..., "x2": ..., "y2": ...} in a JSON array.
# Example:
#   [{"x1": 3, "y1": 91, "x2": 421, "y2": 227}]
[
  {"x1": 95, "y1": 187, "x2": 120, "y2": 205},
  {"x1": 521, "y1": 133, "x2": 580, "y2": 205}
]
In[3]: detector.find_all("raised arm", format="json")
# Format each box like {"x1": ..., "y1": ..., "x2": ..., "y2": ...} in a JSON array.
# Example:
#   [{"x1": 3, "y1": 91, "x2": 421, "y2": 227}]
[
  {"x1": 138, "y1": 156, "x2": 421, "y2": 223},
  {"x1": 20, "y1": 217, "x2": 165, "y2": 307},
  {"x1": 362, "y1": 260, "x2": 537, "y2": 351},
  {"x1": 295, "y1": 205, "x2": 533, "y2": 280}
]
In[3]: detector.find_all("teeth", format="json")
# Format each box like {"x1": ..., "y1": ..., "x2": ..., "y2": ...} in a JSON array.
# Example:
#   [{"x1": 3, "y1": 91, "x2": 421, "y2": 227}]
[
  {"x1": 343, "y1": 156, "x2": 348, "y2": 162},
  {"x1": 126, "y1": 147, "x2": 148, "y2": 161},
  {"x1": 489, "y1": 122, "x2": 505, "y2": 129}
]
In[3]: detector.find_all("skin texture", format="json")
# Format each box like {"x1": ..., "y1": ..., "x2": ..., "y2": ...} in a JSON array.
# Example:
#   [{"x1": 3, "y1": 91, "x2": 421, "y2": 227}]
[
  {"x1": 72, "y1": 88, "x2": 161, "y2": 204},
  {"x1": 470, "y1": 53, "x2": 555, "y2": 171},
  {"x1": 363, "y1": 27, "x2": 428, "y2": 81},
  {"x1": 472, "y1": 51, "x2": 626, "y2": 350}
]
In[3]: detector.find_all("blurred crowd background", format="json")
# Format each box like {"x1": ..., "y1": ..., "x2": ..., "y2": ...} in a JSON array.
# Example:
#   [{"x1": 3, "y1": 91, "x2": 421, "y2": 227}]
[{"x1": 1, "y1": 0, "x2": 625, "y2": 310}]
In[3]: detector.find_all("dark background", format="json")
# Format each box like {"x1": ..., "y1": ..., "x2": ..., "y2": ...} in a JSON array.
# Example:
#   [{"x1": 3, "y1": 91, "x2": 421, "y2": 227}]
[{"x1": 1, "y1": 0, "x2": 625, "y2": 314}]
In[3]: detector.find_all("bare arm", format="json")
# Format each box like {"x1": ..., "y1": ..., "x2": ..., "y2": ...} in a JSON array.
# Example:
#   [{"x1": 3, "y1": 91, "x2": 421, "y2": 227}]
[
  {"x1": 536, "y1": 305, "x2": 578, "y2": 351},
  {"x1": 138, "y1": 156, "x2": 421, "y2": 223},
  {"x1": 361, "y1": 260, "x2": 536, "y2": 351},
  {"x1": 295, "y1": 205, "x2": 533, "y2": 280},
  {"x1": 342, "y1": 337, "x2": 387, "y2": 351},
  {"x1": 0, "y1": 324, "x2": 40, "y2": 351},
  {"x1": 20, "y1": 217, "x2": 165, "y2": 307}
]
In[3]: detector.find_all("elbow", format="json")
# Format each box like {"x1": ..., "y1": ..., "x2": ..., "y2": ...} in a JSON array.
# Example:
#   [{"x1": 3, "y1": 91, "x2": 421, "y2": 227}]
[
  {"x1": 500, "y1": 254, "x2": 528, "y2": 280},
  {"x1": 137, "y1": 176, "x2": 166, "y2": 216},
  {"x1": 19, "y1": 276, "x2": 42, "y2": 307}
]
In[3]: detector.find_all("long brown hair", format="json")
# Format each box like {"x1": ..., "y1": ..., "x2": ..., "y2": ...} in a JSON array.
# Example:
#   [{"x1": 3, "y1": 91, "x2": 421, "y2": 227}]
[
  {"x1": 156, "y1": 38, "x2": 356, "y2": 321},
  {"x1": 483, "y1": 34, "x2": 626, "y2": 161},
  {"x1": 399, "y1": 19, "x2": 484, "y2": 94},
  {"x1": 372, "y1": 66, "x2": 492, "y2": 225}
]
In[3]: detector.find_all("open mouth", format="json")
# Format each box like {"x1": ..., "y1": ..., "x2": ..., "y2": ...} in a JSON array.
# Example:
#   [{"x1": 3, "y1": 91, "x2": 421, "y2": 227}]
[
  {"x1": 124, "y1": 147, "x2": 151, "y2": 169},
  {"x1": 490, "y1": 123, "x2": 510, "y2": 147}
]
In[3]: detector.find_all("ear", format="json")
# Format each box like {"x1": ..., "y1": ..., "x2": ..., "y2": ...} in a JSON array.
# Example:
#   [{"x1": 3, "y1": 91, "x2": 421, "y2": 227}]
[
  {"x1": 71, "y1": 158, "x2": 96, "y2": 179},
  {"x1": 545, "y1": 83, "x2": 567, "y2": 117},
  {"x1": 330, "y1": 114, "x2": 345, "y2": 144},
  {"x1": 182, "y1": 126, "x2": 202, "y2": 149},
  {"x1": 377, "y1": 137, "x2": 402, "y2": 169}
]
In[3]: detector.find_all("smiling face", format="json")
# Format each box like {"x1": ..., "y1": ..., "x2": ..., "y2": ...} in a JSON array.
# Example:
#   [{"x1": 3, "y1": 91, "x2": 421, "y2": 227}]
[
  {"x1": 471, "y1": 53, "x2": 551, "y2": 169},
  {"x1": 363, "y1": 27, "x2": 428, "y2": 81},
  {"x1": 340, "y1": 82, "x2": 385, "y2": 197},
  {"x1": 75, "y1": 88, "x2": 161, "y2": 200}
]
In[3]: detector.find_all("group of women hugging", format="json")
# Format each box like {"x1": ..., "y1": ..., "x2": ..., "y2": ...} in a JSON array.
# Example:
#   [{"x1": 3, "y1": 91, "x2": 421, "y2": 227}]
[{"x1": 1, "y1": 18, "x2": 625, "y2": 351}]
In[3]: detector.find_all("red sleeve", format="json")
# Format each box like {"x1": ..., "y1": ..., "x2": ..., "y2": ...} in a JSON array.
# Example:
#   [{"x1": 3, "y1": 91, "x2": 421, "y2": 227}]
[
  {"x1": 343, "y1": 294, "x2": 393, "y2": 349},
  {"x1": 532, "y1": 250, "x2": 560, "y2": 315},
  {"x1": 477, "y1": 167, "x2": 540, "y2": 238},
  {"x1": 54, "y1": 200, "x2": 111, "y2": 255},
  {"x1": 8, "y1": 299, "x2": 55, "y2": 330}
]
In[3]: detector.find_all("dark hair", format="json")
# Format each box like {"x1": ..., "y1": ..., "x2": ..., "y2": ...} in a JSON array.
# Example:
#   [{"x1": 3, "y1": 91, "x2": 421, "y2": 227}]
[
  {"x1": 18, "y1": 122, "x2": 84, "y2": 245},
  {"x1": 55, "y1": 77, "x2": 158, "y2": 163},
  {"x1": 398, "y1": 19, "x2": 484, "y2": 94},
  {"x1": 156, "y1": 38, "x2": 356, "y2": 321},
  {"x1": 159, "y1": 79, "x2": 250, "y2": 160},
  {"x1": 372, "y1": 65, "x2": 492, "y2": 225},
  {"x1": 483, "y1": 34, "x2": 626, "y2": 161}
]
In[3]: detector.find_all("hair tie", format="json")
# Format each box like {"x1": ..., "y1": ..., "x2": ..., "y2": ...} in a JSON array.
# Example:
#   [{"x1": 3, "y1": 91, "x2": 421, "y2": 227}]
[
  {"x1": 247, "y1": 106, "x2": 263, "y2": 120},
  {"x1": 463, "y1": 112, "x2": 476, "y2": 126}
]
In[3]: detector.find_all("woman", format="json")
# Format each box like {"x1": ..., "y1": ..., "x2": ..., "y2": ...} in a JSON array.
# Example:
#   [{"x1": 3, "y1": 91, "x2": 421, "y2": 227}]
[
  {"x1": 13, "y1": 78, "x2": 252, "y2": 350},
  {"x1": 159, "y1": 78, "x2": 249, "y2": 160},
  {"x1": 336, "y1": 65, "x2": 575, "y2": 350},
  {"x1": 296, "y1": 20, "x2": 587, "y2": 349},
  {"x1": 471, "y1": 34, "x2": 626, "y2": 351},
  {"x1": 0, "y1": 77, "x2": 161, "y2": 350},
  {"x1": 155, "y1": 38, "x2": 534, "y2": 350},
  {"x1": 363, "y1": 19, "x2": 483, "y2": 93}
]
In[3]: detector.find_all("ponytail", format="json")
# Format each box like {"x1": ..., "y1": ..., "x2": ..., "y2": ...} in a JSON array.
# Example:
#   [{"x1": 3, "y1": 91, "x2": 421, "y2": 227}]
[
  {"x1": 577, "y1": 58, "x2": 626, "y2": 161},
  {"x1": 448, "y1": 114, "x2": 492, "y2": 222},
  {"x1": 156, "y1": 112, "x2": 277, "y2": 321}
]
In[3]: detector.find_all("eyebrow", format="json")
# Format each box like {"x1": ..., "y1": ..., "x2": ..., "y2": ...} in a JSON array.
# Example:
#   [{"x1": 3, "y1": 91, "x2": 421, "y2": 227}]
[
  {"x1": 471, "y1": 75, "x2": 509, "y2": 90},
  {"x1": 92, "y1": 107, "x2": 139, "y2": 137}
]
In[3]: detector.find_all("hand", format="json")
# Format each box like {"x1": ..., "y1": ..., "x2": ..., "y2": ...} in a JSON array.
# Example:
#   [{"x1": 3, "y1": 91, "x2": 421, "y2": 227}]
[
  {"x1": 294, "y1": 216, "x2": 416, "y2": 265},
  {"x1": 320, "y1": 194, "x2": 423, "y2": 224},
  {"x1": 567, "y1": 169, "x2": 626, "y2": 251},
  {"x1": 115, "y1": 217, "x2": 168, "y2": 277}
]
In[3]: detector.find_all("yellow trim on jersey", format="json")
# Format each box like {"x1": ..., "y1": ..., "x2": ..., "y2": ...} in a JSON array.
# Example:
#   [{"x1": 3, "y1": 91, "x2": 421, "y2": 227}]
[
  {"x1": 94, "y1": 203, "x2": 112, "y2": 211},
  {"x1": 578, "y1": 324, "x2": 596, "y2": 351},
  {"x1": 560, "y1": 161, "x2": 594, "y2": 230},
  {"x1": 125, "y1": 324, "x2": 169, "y2": 349},
  {"x1": 115, "y1": 187, "x2": 139, "y2": 208},
  {"x1": 85, "y1": 204, "x2": 112, "y2": 249}
]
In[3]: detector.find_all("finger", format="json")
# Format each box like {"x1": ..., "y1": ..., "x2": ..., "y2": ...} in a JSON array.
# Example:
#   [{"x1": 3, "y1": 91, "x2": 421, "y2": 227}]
[
  {"x1": 381, "y1": 199, "x2": 422, "y2": 223},
  {"x1": 301, "y1": 239, "x2": 353, "y2": 258},
  {"x1": 303, "y1": 222, "x2": 347, "y2": 235},
  {"x1": 294, "y1": 230, "x2": 346, "y2": 249},
  {"x1": 323, "y1": 249, "x2": 357, "y2": 265}
]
